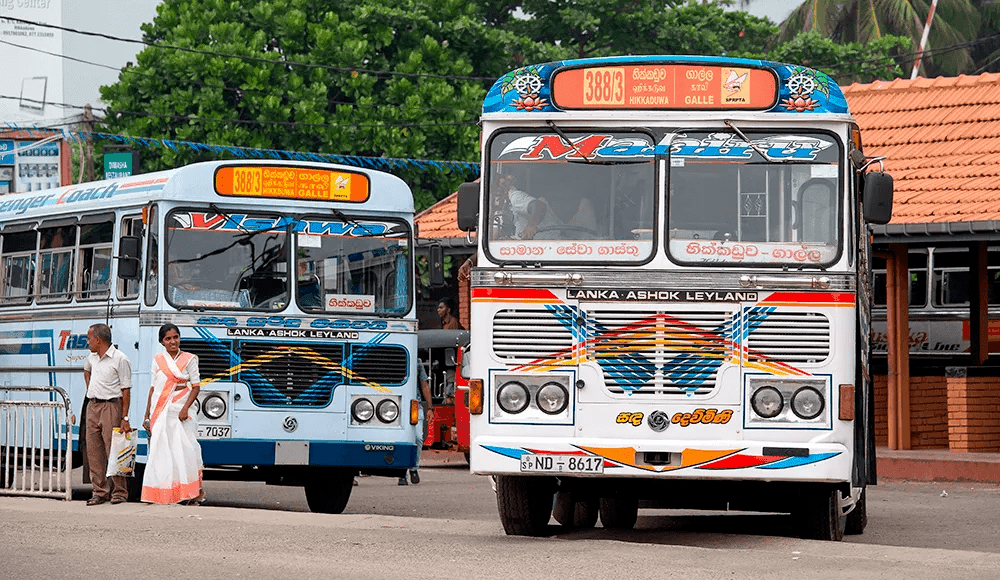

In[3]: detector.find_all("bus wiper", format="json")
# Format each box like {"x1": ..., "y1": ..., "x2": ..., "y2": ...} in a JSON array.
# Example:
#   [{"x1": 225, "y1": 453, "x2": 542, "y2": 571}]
[
  {"x1": 210, "y1": 204, "x2": 251, "y2": 234},
  {"x1": 723, "y1": 120, "x2": 777, "y2": 162},
  {"x1": 332, "y1": 208, "x2": 377, "y2": 236},
  {"x1": 546, "y1": 120, "x2": 592, "y2": 163}
]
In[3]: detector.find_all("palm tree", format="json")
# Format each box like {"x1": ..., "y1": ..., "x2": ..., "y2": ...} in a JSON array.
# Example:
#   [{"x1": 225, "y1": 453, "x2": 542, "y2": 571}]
[{"x1": 775, "y1": 0, "x2": 1000, "y2": 77}]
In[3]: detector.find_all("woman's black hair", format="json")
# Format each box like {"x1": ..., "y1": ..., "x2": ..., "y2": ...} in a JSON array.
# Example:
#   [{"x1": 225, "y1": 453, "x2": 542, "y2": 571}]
[{"x1": 158, "y1": 323, "x2": 180, "y2": 343}]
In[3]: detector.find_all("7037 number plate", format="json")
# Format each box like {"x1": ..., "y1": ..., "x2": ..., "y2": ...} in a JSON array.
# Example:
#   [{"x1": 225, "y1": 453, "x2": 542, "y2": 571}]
[
  {"x1": 198, "y1": 425, "x2": 231, "y2": 439},
  {"x1": 519, "y1": 454, "x2": 604, "y2": 474}
]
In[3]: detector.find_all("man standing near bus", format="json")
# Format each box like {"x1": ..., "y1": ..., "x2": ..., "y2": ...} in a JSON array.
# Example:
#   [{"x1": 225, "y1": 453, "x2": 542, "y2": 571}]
[{"x1": 83, "y1": 323, "x2": 133, "y2": 505}]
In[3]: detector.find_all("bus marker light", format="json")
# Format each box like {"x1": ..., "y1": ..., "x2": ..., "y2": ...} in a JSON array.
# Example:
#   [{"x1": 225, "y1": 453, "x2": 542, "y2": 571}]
[
  {"x1": 469, "y1": 379, "x2": 484, "y2": 415},
  {"x1": 839, "y1": 384, "x2": 854, "y2": 421},
  {"x1": 410, "y1": 399, "x2": 419, "y2": 425}
]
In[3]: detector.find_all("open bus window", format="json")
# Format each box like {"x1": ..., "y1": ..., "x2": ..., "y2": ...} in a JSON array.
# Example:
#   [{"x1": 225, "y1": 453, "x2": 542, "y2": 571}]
[
  {"x1": 117, "y1": 216, "x2": 143, "y2": 300},
  {"x1": 667, "y1": 131, "x2": 841, "y2": 267},
  {"x1": 1, "y1": 230, "x2": 37, "y2": 305},
  {"x1": 485, "y1": 130, "x2": 655, "y2": 262},
  {"x1": 294, "y1": 217, "x2": 412, "y2": 316},
  {"x1": 38, "y1": 225, "x2": 75, "y2": 303},
  {"x1": 872, "y1": 250, "x2": 927, "y2": 308},
  {"x1": 78, "y1": 221, "x2": 113, "y2": 301},
  {"x1": 166, "y1": 210, "x2": 284, "y2": 310}
]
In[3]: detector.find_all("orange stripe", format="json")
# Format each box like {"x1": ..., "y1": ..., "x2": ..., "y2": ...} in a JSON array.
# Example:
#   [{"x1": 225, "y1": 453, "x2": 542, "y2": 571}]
[{"x1": 141, "y1": 472, "x2": 203, "y2": 504}]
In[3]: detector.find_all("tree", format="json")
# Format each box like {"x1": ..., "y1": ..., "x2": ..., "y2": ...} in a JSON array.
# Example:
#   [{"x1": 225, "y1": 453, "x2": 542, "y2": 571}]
[
  {"x1": 100, "y1": 0, "x2": 558, "y2": 209},
  {"x1": 776, "y1": 0, "x2": 1000, "y2": 77}
]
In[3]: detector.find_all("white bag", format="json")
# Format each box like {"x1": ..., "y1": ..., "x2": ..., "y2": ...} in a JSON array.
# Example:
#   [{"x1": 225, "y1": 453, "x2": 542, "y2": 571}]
[{"x1": 106, "y1": 428, "x2": 137, "y2": 478}]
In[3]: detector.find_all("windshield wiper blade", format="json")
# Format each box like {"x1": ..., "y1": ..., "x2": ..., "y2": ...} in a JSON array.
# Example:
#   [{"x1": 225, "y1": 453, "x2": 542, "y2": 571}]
[
  {"x1": 547, "y1": 120, "x2": 592, "y2": 163},
  {"x1": 332, "y1": 208, "x2": 377, "y2": 236},
  {"x1": 209, "y1": 204, "x2": 251, "y2": 234}
]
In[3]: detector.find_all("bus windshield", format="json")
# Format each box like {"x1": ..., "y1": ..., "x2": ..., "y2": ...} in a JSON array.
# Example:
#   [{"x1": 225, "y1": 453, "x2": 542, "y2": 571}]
[
  {"x1": 486, "y1": 130, "x2": 656, "y2": 263},
  {"x1": 166, "y1": 209, "x2": 412, "y2": 314},
  {"x1": 668, "y1": 130, "x2": 842, "y2": 267}
]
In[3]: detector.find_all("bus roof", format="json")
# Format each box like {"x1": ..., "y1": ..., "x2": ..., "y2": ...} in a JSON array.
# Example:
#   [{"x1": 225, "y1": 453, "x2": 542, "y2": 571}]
[
  {"x1": 0, "y1": 159, "x2": 414, "y2": 225},
  {"x1": 484, "y1": 55, "x2": 848, "y2": 116}
]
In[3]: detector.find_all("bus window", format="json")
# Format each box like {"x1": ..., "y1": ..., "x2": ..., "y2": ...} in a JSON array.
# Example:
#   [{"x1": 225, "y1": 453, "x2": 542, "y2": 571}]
[
  {"x1": 168, "y1": 210, "x2": 287, "y2": 310},
  {"x1": 871, "y1": 249, "x2": 927, "y2": 308},
  {"x1": 1, "y1": 229, "x2": 37, "y2": 305},
  {"x1": 933, "y1": 249, "x2": 970, "y2": 306},
  {"x1": 118, "y1": 215, "x2": 143, "y2": 300},
  {"x1": 78, "y1": 220, "x2": 114, "y2": 301},
  {"x1": 295, "y1": 218, "x2": 412, "y2": 315},
  {"x1": 38, "y1": 225, "x2": 75, "y2": 303},
  {"x1": 145, "y1": 205, "x2": 158, "y2": 306}
]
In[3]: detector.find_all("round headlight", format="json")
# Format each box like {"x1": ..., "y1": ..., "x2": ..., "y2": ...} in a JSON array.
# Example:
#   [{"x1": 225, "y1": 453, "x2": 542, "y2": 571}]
[
  {"x1": 202, "y1": 394, "x2": 226, "y2": 419},
  {"x1": 750, "y1": 386, "x2": 783, "y2": 418},
  {"x1": 351, "y1": 398, "x2": 375, "y2": 423},
  {"x1": 536, "y1": 382, "x2": 569, "y2": 415},
  {"x1": 496, "y1": 381, "x2": 530, "y2": 414},
  {"x1": 791, "y1": 387, "x2": 825, "y2": 420},
  {"x1": 376, "y1": 399, "x2": 400, "y2": 423}
]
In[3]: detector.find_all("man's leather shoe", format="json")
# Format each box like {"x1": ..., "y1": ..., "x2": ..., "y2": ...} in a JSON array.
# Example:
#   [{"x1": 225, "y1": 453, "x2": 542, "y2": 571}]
[{"x1": 86, "y1": 497, "x2": 108, "y2": 506}]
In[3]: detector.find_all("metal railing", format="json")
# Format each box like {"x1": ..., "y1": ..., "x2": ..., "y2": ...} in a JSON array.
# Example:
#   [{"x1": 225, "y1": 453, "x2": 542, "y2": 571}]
[{"x1": 0, "y1": 386, "x2": 73, "y2": 500}]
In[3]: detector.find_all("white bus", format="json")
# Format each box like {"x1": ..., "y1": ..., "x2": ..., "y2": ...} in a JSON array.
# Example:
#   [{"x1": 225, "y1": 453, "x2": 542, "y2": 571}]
[
  {"x1": 0, "y1": 160, "x2": 419, "y2": 512},
  {"x1": 457, "y1": 56, "x2": 893, "y2": 539}
]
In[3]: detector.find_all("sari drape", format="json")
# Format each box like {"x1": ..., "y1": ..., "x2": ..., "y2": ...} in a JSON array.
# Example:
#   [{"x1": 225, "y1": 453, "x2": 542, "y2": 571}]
[{"x1": 141, "y1": 351, "x2": 203, "y2": 504}]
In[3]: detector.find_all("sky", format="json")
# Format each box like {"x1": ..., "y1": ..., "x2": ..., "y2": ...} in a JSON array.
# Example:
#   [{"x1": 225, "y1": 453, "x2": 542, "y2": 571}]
[{"x1": 734, "y1": 0, "x2": 798, "y2": 24}]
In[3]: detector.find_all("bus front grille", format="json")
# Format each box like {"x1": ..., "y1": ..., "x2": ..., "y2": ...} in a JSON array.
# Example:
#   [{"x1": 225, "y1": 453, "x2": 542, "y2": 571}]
[
  {"x1": 744, "y1": 310, "x2": 831, "y2": 364},
  {"x1": 238, "y1": 342, "x2": 346, "y2": 406}
]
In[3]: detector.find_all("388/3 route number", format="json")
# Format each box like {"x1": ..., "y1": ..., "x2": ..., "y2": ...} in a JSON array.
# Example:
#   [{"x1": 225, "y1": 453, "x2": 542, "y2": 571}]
[
  {"x1": 583, "y1": 67, "x2": 625, "y2": 106},
  {"x1": 520, "y1": 454, "x2": 604, "y2": 474}
]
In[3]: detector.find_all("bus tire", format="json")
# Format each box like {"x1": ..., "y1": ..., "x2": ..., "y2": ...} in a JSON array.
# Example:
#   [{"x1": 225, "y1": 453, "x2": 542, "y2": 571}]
[
  {"x1": 495, "y1": 475, "x2": 554, "y2": 536},
  {"x1": 304, "y1": 468, "x2": 355, "y2": 514},
  {"x1": 845, "y1": 488, "x2": 868, "y2": 535},
  {"x1": 553, "y1": 491, "x2": 598, "y2": 529},
  {"x1": 796, "y1": 487, "x2": 845, "y2": 541},
  {"x1": 126, "y1": 462, "x2": 145, "y2": 502},
  {"x1": 599, "y1": 495, "x2": 638, "y2": 530}
]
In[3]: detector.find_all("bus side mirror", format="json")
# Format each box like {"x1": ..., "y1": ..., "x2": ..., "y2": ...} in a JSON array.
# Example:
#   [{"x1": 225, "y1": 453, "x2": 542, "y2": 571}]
[
  {"x1": 429, "y1": 244, "x2": 445, "y2": 287},
  {"x1": 459, "y1": 345, "x2": 470, "y2": 380},
  {"x1": 117, "y1": 235, "x2": 141, "y2": 279},
  {"x1": 863, "y1": 172, "x2": 893, "y2": 225},
  {"x1": 456, "y1": 182, "x2": 479, "y2": 232}
]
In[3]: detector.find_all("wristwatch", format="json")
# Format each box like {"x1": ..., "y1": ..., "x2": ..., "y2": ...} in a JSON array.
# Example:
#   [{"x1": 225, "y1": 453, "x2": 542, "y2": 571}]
[{"x1": 123, "y1": 416, "x2": 130, "y2": 422}]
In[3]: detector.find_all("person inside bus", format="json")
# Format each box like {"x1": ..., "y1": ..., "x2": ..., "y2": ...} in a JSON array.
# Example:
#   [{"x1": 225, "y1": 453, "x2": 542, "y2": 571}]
[
  {"x1": 437, "y1": 297, "x2": 463, "y2": 330},
  {"x1": 496, "y1": 170, "x2": 597, "y2": 240},
  {"x1": 297, "y1": 260, "x2": 322, "y2": 309}
]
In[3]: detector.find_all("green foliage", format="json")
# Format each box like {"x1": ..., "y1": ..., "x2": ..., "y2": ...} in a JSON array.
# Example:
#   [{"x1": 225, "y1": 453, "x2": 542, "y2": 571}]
[{"x1": 752, "y1": 31, "x2": 910, "y2": 85}]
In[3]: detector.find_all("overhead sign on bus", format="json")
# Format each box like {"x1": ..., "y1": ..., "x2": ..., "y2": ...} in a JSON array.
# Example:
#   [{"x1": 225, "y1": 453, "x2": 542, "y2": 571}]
[
  {"x1": 551, "y1": 65, "x2": 777, "y2": 110},
  {"x1": 214, "y1": 165, "x2": 370, "y2": 203}
]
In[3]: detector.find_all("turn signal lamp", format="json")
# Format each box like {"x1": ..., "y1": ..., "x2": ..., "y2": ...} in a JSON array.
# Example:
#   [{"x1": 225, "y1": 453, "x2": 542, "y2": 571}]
[
  {"x1": 410, "y1": 399, "x2": 419, "y2": 425},
  {"x1": 839, "y1": 384, "x2": 855, "y2": 421},
  {"x1": 469, "y1": 379, "x2": 484, "y2": 415}
]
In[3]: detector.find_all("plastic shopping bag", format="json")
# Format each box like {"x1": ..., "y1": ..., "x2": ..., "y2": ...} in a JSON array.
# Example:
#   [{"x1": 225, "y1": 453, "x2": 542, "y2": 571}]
[{"x1": 106, "y1": 428, "x2": 137, "y2": 478}]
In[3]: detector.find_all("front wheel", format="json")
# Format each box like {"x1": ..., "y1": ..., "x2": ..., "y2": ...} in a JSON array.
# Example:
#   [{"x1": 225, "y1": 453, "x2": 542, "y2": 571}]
[
  {"x1": 304, "y1": 468, "x2": 356, "y2": 514},
  {"x1": 495, "y1": 475, "x2": 555, "y2": 536},
  {"x1": 795, "y1": 487, "x2": 845, "y2": 541},
  {"x1": 599, "y1": 495, "x2": 638, "y2": 530}
]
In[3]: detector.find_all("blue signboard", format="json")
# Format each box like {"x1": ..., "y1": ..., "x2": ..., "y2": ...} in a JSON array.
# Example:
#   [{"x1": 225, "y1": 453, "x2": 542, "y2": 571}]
[{"x1": 0, "y1": 140, "x2": 14, "y2": 165}]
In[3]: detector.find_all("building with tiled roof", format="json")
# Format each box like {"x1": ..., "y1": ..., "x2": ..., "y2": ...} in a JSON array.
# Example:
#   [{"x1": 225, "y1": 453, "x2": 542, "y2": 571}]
[{"x1": 845, "y1": 73, "x2": 1000, "y2": 230}]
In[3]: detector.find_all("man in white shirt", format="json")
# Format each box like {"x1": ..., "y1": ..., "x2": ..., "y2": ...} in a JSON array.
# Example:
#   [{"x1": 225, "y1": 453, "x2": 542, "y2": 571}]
[
  {"x1": 497, "y1": 171, "x2": 598, "y2": 240},
  {"x1": 83, "y1": 323, "x2": 133, "y2": 505}
]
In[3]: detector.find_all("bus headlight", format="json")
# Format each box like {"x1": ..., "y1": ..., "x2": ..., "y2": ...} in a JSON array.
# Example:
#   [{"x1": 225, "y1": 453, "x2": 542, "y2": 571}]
[
  {"x1": 352, "y1": 398, "x2": 375, "y2": 423},
  {"x1": 202, "y1": 394, "x2": 227, "y2": 419},
  {"x1": 791, "y1": 387, "x2": 825, "y2": 420},
  {"x1": 750, "y1": 386, "x2": 783, "y2": 418},
  {"x1": 376, "y1": 399, "x2": 400, "y2": 423},
  {"x1": 536, "y1": 382, "x2": 569, "y2": 415},
  {"x1": 497, "y1": 381, "x2": 530, "y2": 414}
]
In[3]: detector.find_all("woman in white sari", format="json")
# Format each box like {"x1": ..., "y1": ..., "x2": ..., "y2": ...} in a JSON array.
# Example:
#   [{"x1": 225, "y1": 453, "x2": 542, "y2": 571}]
[{"x1": 141, "y1": 323, "x2": 205, "y2": 505}]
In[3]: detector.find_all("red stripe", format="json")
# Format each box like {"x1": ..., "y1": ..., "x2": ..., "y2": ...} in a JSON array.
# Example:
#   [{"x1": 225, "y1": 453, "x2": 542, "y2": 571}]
[
  {"x1": 697, "y1": 454, "x2": 784, "y2": 470},
  {"x1": 472, "y1": 288, "x2": 558, "y2": 300},
  {"x1": 761, "y1": 292, "x2": 854, "y2": 304}
]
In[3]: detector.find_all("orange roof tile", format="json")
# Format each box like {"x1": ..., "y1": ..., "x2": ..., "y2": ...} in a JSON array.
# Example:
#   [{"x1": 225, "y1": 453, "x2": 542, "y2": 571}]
[
  {"x1": 415, "y1": 191, "x2": 477, "y2": 241},
  {"x1": 846, "y1": 73, "x2": 1000, "y2": 224}
]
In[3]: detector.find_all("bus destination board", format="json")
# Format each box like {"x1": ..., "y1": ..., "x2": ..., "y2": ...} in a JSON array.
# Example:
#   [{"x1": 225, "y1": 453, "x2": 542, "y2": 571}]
[
  {"x1": 552, "y1": 64, "x2": 777, "y2": 110},
  {"x1": 215, "y1": 166, "x2": 370, "y2": 202}
]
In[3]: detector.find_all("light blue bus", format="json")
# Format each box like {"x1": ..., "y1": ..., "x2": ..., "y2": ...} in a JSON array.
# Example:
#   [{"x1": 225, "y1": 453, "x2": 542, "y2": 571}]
[{"x1": 0, "y1": 160, "x2": 419, "y2": 512}]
